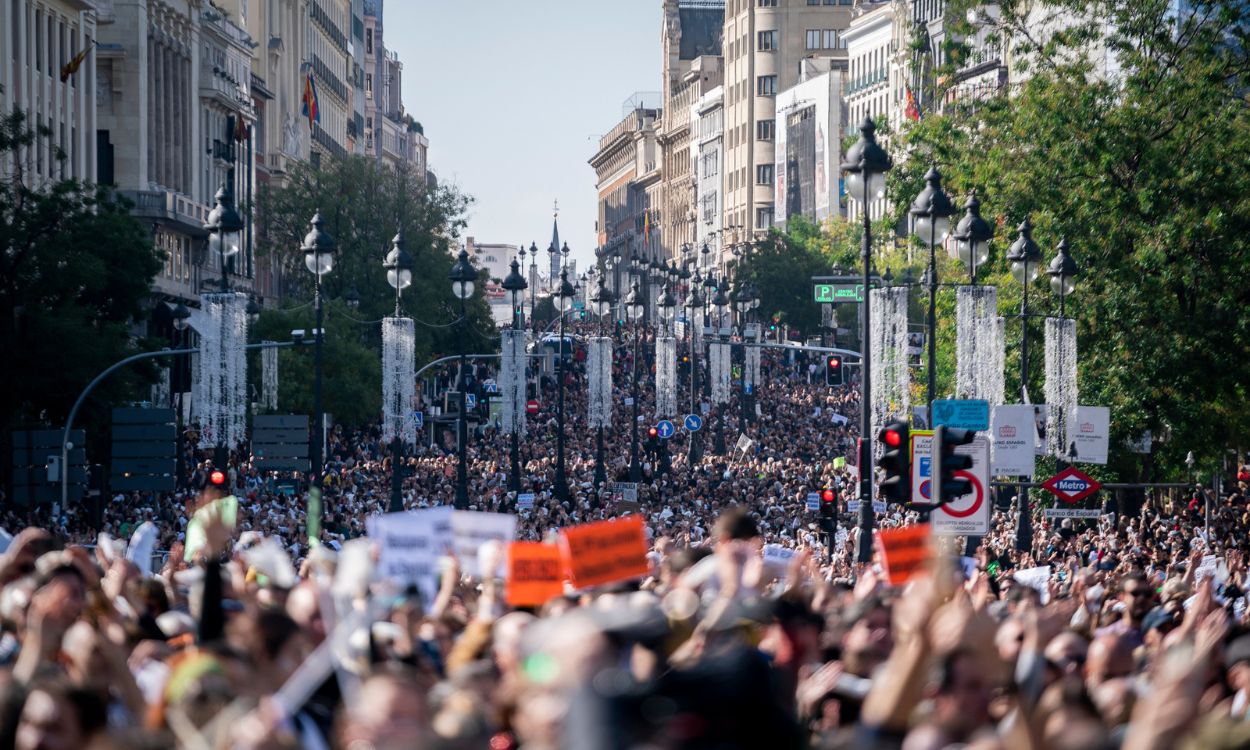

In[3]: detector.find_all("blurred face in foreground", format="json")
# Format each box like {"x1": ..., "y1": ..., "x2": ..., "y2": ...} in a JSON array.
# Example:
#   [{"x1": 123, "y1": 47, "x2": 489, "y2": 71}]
[
  {"x1": 339, "y1": 673, "x2": 429, "y2": 750},
  {"x1": 15, "y1": 688, "x2": 82, "y2": 750}
]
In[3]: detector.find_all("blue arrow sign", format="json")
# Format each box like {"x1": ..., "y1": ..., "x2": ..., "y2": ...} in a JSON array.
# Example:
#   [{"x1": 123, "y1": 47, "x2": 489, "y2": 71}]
[
  {"x1": 683, "y1": 414, "x2": 703, "y2": 432},
  {"x1": 656, "y1": 420, "x2": 675, "y2": 439}
]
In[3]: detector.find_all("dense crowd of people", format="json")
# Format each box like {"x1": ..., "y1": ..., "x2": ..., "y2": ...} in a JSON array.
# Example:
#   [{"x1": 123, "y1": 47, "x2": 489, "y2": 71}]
[{"x1": 0, "y1": 326, "x2": 1246, "y2": 748}]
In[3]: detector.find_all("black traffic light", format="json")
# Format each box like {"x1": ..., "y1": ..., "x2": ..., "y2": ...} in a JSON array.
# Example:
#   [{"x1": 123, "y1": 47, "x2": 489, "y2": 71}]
[
  {"x1": 824, "y1": 355, "x2": 844, "y2": 386},
  {"x1": 932, "y1": 425, "x2": 975, "y2": 508},
  {"x1": 876, "y1": 421, "x2": 910, "y2": 503}
]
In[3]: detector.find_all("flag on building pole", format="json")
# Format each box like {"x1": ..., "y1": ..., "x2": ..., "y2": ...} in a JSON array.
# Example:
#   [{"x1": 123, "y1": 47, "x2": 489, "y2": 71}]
[
  {"x1": 301, "y1": 72, "x2": 320, "y2": 130},
  {"x1": 59, "y1": 43, "x2": 94, "y2": 83},
  {"x1": 904, "y1": 86, "x2": 922, "y2": 122},
  {"x1": 643, "y1": 209, "x2": 651, "y2": 247}
]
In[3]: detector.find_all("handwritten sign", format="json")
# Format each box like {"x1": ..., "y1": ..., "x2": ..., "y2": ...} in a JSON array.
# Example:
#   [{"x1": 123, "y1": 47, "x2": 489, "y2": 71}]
[
  {"x1": 559, "y1": 516, "x2": 649, "y2": 589},
  {"x1": 505, "y1": 542, "x2": 565, "y2": 607},
  {"x1": 877, "y1": 524, "x2": 933, "y2": 586}
]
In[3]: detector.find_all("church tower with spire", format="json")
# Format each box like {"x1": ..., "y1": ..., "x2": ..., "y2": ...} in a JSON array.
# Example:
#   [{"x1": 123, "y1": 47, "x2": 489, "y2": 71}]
[{"x1": 548, "y1": 200, "x2": 561, "y2": 289}]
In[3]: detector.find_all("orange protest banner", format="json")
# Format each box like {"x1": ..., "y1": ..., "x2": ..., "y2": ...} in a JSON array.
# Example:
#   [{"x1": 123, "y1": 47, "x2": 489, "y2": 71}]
[
  {"x1": 877, "y1": 524, "x2": 933, "y2": 586},
  {"x1": 505, "y1": 542, "x2": 565, "y2": 608},
  {"x1": 559, "y1": 516, "x2": 650, "y2": 590}
]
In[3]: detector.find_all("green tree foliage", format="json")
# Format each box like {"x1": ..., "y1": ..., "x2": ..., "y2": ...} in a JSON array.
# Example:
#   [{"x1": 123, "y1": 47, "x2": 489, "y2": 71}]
[
  {"x1": 737, "y1": 216, "x2": 840, "y2": 335},
  {"x1": 0, "y1": 104, "x2": 164, "y2": 443},
  {"x1": 893, "y1": 0, "x2": 1250, "y2": 478},
  {"x1": 255, "y1": 155, "x2": 494, "y2": 426},
  {"x1": 250, "y1": 301, "x2": 381, "y2": 426}
]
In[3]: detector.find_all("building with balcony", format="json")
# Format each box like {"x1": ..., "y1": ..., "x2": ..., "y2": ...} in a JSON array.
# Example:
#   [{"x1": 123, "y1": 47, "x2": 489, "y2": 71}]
[
  {"x1": 363, "y1": 3, "x2": 427, "y2": 178},
  {"x1": 691, "y1": 84, "x2": 724, "y2": 272},
  {"x1": 720, "y1": 0, "x2": 855, "y2": 256},
  {"x1": 659, "y1": 0, "x2": 724, "y2": 271},
  {"x1": 0, "y1": 0, "x2": 100, "y2": 185},
  {"x1": 589, "y1": 100, "x2": 662, "y2": 301},
  {"x1": 842, "y1": 1, "x2": 897, "y2": 221},
  {"x1": 95, "y1": 0, "x2": 257, "y2": 308}
]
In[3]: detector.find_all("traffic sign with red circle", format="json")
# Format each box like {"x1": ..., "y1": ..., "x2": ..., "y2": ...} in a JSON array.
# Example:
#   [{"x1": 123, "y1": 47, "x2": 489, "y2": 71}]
[
  {"x1": 1042, "y1": 467, "x2": 1101, "y2": 504},
  {"x1": 940, "y1": 470, "x2": 984, "y2": 518},
  {"x1": 526, "y1": 399, "x2": 540, "y2": 415}
]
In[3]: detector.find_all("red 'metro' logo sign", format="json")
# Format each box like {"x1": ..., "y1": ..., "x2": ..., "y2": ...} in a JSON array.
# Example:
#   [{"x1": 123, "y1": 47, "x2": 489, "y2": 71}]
[{"x1": 1042, "y1": 466, "x2": 1102, "y2": 504}]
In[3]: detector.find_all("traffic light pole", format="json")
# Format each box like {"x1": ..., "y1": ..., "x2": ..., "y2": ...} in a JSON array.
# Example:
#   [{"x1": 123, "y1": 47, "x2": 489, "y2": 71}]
[{"x1": 856, "y1": 180, "x2": 875, "y2": 564}]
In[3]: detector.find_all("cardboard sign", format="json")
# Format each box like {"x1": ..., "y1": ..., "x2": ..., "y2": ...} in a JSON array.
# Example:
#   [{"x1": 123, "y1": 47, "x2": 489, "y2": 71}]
[
  {"x1": 559, "y1": 516, "x2": 649, "y2": 589},
  {"x1": 451, "y1": 511, "x2": 517, "y2": 578},
  {"x1": 505, "y1": 542, "x2": 565, "y2": 607},
  {"x1": 991, "y1": 405, "x2": 1036, "y2": 477},
  {"x1": 877, "y1": 524, "x2": 933, "y2": 586},
  {"x1": 1013, "y1": 565, "x2": 1052, "y2": 604},
  {"x1": 367, "y1": 506, "x2": 453, "y2": 604}
]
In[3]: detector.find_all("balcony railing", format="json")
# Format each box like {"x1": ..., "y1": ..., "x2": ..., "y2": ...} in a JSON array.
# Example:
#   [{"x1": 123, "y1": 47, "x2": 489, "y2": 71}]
[
  {"x1": 310, "y1": 0, "x2": 349, "y2": 52},
  {"x1": 120, "y1": 189, "x2": 209, "y2": 233},
  {"x1": 312, "y1": 54, "x2": 349, "y2": 104},
  {"x1": 845, "y1": 68, "x2": 888, "y2": 95}
]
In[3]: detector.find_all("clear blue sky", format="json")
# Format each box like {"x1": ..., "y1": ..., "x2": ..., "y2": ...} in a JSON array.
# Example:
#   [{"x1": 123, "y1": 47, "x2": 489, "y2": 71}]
[{"x1": 388, "y1": 1, "x2": 661, "y2": 270}]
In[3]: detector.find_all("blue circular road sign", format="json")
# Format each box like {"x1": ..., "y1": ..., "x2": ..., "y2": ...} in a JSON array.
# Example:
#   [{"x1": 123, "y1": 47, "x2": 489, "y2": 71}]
[
  {"x1": 684, "y1": 414, "x2": 703, "y2": 432},
  {"x1": 656, "y1": 420, "x2": 676, "y2": 439}
]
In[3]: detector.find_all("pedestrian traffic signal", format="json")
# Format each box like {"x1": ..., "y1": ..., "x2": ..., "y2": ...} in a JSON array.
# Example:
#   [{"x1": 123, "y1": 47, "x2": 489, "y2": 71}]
[
  {"x1": 875, "y1": 421, "x2": 910, "y2": 503},
  {"x1": 932, "y1": 425, "x2": 975, "y2": 508},
  {"x1": 824, "y1": 355, "x2": 844, "y2": 386},
  {"x1": 819, "y1": 488, "x2": 837, "y2": 539}
]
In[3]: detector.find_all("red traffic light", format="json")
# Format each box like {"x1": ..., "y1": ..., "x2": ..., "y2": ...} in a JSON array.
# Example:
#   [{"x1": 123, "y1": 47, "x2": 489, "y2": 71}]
[
  {"x1": 821, "y1": 489, "x2": 835, "y2": 503},
  {"x1": 648, "y1": 427, "x2": 658, "y2": 437},
  {"x1": 882, "y1": 429, "x2": 902, "y2": 448},
  {"x1": 827, "y1": 356, "x2": 841, "y2": 368}
]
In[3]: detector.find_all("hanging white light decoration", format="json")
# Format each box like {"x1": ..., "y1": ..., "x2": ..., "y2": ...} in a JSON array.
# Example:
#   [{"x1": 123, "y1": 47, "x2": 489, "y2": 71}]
[
  {"x1": 1044, "y1": 317, "x2": 1078, "y2": 458},
  {"x1": 381, "y1": 317, "x2": 416, "y2": 445},
  {"x1": 955, "y1": 286, "x2": 1005, "y2": 405},
  {"x1": 744, "y1": 338, "x2": 761, "y2": 390},
  {"x1": 261, "y1": 341, "x2": 279, "y2": 411},
  {"x1": 499, "y1": 329, "x2": 528, "y2": 436},
  {"x1": 655, "y1": 335, "x2": 677, "y2": 417},
  {"x1": 587, "y1": 337, "x2": 613, "y2": 429},
  {"x1": 152, "y1": 366, "x2": 171, "y2": 409},
  {"x1": 196, "y1": 292, "x2": 249, "y2": 449},
  {"x1": 710, "y1": 342, "x2": 732, "y2": 405},
  {"x1": 869, "y1": 287, "x2": 910, "y2": 445}
]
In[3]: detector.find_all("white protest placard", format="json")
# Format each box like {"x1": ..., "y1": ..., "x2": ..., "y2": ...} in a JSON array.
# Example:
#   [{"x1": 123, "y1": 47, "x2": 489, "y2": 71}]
[
  {"x1": 806, "y1": 492, "x2": 821, "y2": 512},
  {"x1": 736, "y1": 434, "x2": 754, "y2": 452},
  {"x1": 1194, "y1": 554, "x2": 1229, "y2": 585},
  {"x1": 830, "y1": 413, "x2": 849, "y2": 425},
  {"x1": 1073, "y1": 406, "x2": 1110, "y2": 465},
  {"x1": 991, "y1": 405, "x2": 1036, "y2": 477},
  {"x1": 1014, "y1": 565, "x2": 1052, "y2": 605},
  {"x1": 451, "y1": 511, "x2": 517, "y2": 578},
  {"x1": 367, "y1": 506, "x2": 453, "y2": 604},
  {"x1": 1031, "y1": 405, "x2": 1049, "y2": 456},
  {"x1": 517, "y1": 492, "x2": 535, "y2": 512},
  {"x1": 932, "y1": 436, "x2": 991, "y2": 537},
  {"x1": 847, "y1": 499, "x2": 887, "y2": 514}
]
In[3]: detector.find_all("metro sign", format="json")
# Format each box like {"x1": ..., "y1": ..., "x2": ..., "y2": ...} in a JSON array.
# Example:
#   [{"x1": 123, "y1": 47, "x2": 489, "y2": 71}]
[{"x1": 1042, "y1": 466, "x2": 1102, "y2": 504}]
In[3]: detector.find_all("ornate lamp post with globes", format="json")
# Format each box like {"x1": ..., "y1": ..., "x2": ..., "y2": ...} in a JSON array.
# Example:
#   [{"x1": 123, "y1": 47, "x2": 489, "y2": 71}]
[{"x1": 449, "y1": 248, "x2": 477, "y2": 509}]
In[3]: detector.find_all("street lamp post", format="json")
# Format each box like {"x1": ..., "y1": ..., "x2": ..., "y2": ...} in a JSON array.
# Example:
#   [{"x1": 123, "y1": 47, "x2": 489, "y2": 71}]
[
  {"x1": 657, "y1": 283, "x2": 677, "y2": 475},
  {"x1": 502, "y1": 258, "x2": 529, "y2": 494},
  {"x1": 205, "y1": 186, "x2": 245, "y2": 469},
  {"x1": 1047, "y1": 238, "x2": 1080, "y2": 471},
  {"x1": 206, "y1": 185, "x2": 243, "y2": 293},
  {"x1": 909, "y1": 166, "x2": 955, "y2": 412},
  {"x1": 952, "y1": 191, "x2": 993, "y2": 286},
  {"x1": 625, "y1": 281, "x2": 645, "y2": 481},
  {"x1": 685, "y1": 272, "x2": 704, "y2": 465},
  {"x1": 1006, "y1": 218, "x2": 1043, "y2": 552},
  {"x1": 710, "y1": 278, "x2": 729, "y2": 455},
  {"x1": 172, "y1": 303, "x2": 191, "y2": 489},
  {"x1": 553, "y1": 261, "x2": 576, "y2": 501},
  {"x1": 384, "y1": 231, "x2": 414, "y2": 513},
  {"x1": 449, "y1": 248, "x2": 477, "y2": 510},
  {"x1": 301, "y1": 212, "x2": 336, "y2": 521},
  {"x1": 527, "y1": 242, "x2": 539, "y2": 330},
  {"x1": 842, "y1": 118, "x2": 893, "y2": 563},
  {"x1": 590, "y1": 275, "x2": 616, "y2": 488}
]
